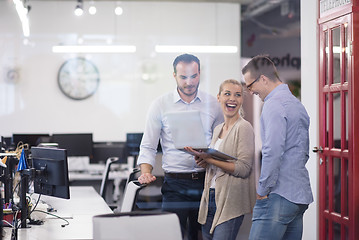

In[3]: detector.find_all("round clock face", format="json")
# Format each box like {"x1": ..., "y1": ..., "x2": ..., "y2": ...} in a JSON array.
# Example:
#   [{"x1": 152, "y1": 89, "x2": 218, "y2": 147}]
[{"x1": 57, "y1": 58, "x2": 100, "y2": 100}]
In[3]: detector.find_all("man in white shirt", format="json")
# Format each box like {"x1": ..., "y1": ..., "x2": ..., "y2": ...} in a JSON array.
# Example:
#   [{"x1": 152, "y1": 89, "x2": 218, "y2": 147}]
[{"x1": 137, "y1": 53, "x2": 223, "y2": 240}]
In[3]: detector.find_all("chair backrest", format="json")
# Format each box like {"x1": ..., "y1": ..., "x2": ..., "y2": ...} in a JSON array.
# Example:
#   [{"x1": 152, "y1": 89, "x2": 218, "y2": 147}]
[
  {"x1": 99, "y1": 157, "x2": 120, "y2": 199},
  {"x1": 93, "y1": 211, "x2": 182, "y2": 240},
  {"x1": 121, "y1": 168, "x2": 163, "y2": 211},
  {"x1": 120, "y1": 181, "x2": 144, "y2": 212}
]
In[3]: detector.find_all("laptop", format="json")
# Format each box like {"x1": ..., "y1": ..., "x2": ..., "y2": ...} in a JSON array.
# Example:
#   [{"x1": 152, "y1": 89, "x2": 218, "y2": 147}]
[{"x1": 166, "y1": 110, "x2": 236, "y2": 161}]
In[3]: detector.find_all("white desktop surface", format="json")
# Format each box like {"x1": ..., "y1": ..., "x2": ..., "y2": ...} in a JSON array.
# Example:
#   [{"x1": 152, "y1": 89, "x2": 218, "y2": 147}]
[
  {"x1": 4, "y1": 186, "x2": 112, "y2": 240},
  {"x1": 69, "y1": 169, "x2": 130, "y2": 181}
]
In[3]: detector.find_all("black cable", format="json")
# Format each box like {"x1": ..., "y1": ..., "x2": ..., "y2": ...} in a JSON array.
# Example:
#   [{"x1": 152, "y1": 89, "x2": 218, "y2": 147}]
[
  {"x1": 11, "y1": 211, "x2": 20, "y2": 240},
  {"x1": 32, "y1": 210, "x2": 70, "y2": 227},
  {"x1": 12, "y1": 179, "x2": 20, "y2": 194},
  {"x1": 29, "y1": 193, "x2": 41, "y2": 215},
  {"x1": 11, "y1": 226, "x2": 18, "y2": 240},
  {"x1": 15, "y1": 191, "x2": 70, "y2": 229},
  {"x1": 15, "y1": 191, "x2": 41, "y2": 229}
]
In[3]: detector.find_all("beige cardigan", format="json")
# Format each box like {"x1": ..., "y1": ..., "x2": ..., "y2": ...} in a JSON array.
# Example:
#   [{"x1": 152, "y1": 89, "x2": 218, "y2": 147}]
[{"x1": 198, "y1": 117, "x2": 256, "y2": 234}]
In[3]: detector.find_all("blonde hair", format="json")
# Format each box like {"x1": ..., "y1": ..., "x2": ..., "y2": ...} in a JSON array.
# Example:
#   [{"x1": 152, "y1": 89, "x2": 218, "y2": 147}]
[{"x1": 218, "y1": 79, "x2": 245, "y2": 117}]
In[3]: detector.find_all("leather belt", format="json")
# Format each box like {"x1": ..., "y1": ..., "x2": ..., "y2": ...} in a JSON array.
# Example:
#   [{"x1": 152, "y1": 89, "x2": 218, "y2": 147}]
[{"x1": 165, "y1": 172, "x2": 205, "y2": 180}]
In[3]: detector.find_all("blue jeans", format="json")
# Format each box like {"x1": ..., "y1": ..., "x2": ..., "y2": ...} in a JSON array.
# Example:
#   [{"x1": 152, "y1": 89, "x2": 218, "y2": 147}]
[
  {"x1": 161, "y1": 176, "x2": 204, "y2": 240},
  {"x1": 249, "y1": 193, "x2": 308, "y2": 240},
  {"x1": 202, "y1": 189, "x2": 244, "y2": 240}
]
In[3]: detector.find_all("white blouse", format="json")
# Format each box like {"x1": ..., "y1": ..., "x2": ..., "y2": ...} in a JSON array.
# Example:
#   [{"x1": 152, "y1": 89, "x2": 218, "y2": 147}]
[{"x1": 209, "y1": 138, "x2": 223, "y2": 189}]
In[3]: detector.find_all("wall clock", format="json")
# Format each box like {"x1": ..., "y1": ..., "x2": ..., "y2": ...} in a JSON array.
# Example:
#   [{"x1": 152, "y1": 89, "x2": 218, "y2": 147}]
[
  {"x1": 57, "y1": 58, "x2": 100, "y2": 100},
  {"x1": 5, "y1": 68, "x2": 21, "y2": 84}
]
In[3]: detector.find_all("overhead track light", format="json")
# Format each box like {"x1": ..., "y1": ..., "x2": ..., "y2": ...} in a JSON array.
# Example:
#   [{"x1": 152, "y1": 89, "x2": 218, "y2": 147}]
[
  {"x1": 74, "y1": 0, "x2": 83, "y2": 16},
  {"x1": 52, "y1": 45, "x2": 137, "y2": 53},
  {"x1": 115, "y1": 6, "x2": 123, "y2": 15},
  {"x1": 13, "y1": 0, "x2": 30, "y2": 37},
  {"x1": 115, "y1": 2, "x2": 123, "y2": 15},
  {"x1": 89, "y1": 1, "x2": 96, "y2": 15},
  {"x1": 155, "y1": 45, "x2": 238, "y2": 53}
]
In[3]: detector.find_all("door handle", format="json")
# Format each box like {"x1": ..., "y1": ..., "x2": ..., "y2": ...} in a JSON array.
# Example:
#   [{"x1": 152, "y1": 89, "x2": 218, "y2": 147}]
[{"x1": 313, "y1": 146, "x2": 323, "y2": 153}]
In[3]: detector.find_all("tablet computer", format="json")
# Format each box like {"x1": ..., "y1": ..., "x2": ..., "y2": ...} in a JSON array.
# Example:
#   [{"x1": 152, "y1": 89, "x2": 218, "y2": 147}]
[{"x1": 166, "y1": 110, "x2": 236, "y2": 161}]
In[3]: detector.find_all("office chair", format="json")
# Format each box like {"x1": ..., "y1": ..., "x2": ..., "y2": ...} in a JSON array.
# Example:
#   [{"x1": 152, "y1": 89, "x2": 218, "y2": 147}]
[
  {"x1": 99, "y1": 157, "x2": 129, "y2": 210},
  {"x1": 93, "y1": 211, "x2": 182, "y2": 240},
  {"x1": 135, "y1": 153, "x2": 164, "y2": 210},
  {"x1": 100, "y1": 157, "x2": 119, "y2": 200},
  {"x1": 120, "y1": 180, "x2": 145, "y2": 212},
  {"x1": 101, "y1": 153, "x2": 163, "y2": 212},
  {"x1": 119, "y1": 166, "x2": 163, "y2": 212}
]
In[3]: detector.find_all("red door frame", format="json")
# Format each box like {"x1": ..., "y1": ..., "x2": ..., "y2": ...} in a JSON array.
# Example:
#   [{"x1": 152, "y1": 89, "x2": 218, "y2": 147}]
[
  {"x1": 319, "y1": 15, "x2": 350, "y2": 239},
  {"x1": 318, "y1": 1, "x2": 359, "y2": 239},
  {"x1": 351, "y1": 7, "x2": 359, "y2": 240}
]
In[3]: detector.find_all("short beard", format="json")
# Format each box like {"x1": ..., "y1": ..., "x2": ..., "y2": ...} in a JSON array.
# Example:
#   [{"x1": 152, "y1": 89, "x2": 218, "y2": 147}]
[{"x1": 178, "y1": 85, "x2": 199, "y2": 97}]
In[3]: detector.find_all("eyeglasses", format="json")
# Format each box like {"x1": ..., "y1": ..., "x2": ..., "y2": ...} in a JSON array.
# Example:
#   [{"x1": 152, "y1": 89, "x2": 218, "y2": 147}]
[{"x1": 246, "y1": 75, "x2": 261, "y2": 90}]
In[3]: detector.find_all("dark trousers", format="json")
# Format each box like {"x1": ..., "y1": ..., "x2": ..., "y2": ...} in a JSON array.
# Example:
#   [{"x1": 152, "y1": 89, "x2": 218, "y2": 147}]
[{"x1": 161, "y1": 175, "x2": 204, "y2": 240}]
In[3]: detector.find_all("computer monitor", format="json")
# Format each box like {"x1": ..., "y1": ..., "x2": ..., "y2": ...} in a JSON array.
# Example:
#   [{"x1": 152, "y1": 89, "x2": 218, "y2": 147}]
[
  {"x1": 51, "y1": 133, "x2": 93, "y2": 157},
  {"x1": 126, "y1": 133, "x2": 143, "y2": 156},
  {"x1": 0, "y1": 136, "x2": 4, "y2": 152},
  {"x1": 92, "y1": 142, "x2": 127, "y2": 164},
  {"x1": 12, "y1": 133, "x2": 50, "y2": 148},
  {"x1": 2, "y1": 137, "x2": 12, "y2": 150},
  {"x1": 126, "y1": 133, "x2": 162, "y2": 156},
  {"x1": 31, "y1": 147, "x2": 70, "y2": 199}
]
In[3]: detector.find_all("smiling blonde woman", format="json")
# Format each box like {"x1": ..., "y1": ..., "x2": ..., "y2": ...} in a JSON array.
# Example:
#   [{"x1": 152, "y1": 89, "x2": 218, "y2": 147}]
[{"x1": 185, "y1": 79, "x2": 256, "y2": 240}]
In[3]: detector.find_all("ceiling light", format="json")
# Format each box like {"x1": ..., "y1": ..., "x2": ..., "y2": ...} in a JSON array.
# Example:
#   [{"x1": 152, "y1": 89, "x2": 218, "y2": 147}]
[
  {"x1": 52, "y1": 45, "x2": 137, "y2": 53},
  {"x1": 89, "y1": 6, "x2": 96, "y2": 15},
  {"x1": 115, "y1": 2, "x2": 123, "y2": 16},
  {"x1": 155, "y1": 45, "x2": 238, "y2": 53},
  {"x1": 115, "y1": 7, "x2": 123, "y2": 15},
  {"x1": 89, "y1": 1, "x2": 96, "y2": 15},
  {"x1": 13, "y1": 0, "x2": 30, "y2": 37},
  {"x1": 74, "y1": 7, "x2": 83, "y2": 16},
  {"x1": 74, "y1": 0, "x2": 83, "y2": 16}
]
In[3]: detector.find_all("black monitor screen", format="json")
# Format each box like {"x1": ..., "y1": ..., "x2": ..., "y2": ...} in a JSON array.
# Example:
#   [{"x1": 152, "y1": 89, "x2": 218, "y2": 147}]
[
  {"x1": 31, "y1": 147, "x2": 70, "y2": 199},
  {"x1": 126, "y1": 133, "x2": 143, "y2": 156},
  {"x1": 126, "y1": 133, "x2": 161, "y2": 155},
  {"x1": 12, "y1": 134, "x2": 50, "y2": 148},
  {"x1": 51, "y1": 133, "x2": 93, "y2": 157},
  {"x1": 92, "y1": 142, "x2": 127, "y2": 164},
  {"x1": 2, "y1": 137, "x2": 12, "y2": 150}
]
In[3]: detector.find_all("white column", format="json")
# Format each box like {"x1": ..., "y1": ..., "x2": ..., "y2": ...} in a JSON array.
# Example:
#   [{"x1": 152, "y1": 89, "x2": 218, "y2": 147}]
[{"x1": 301, "y1": 0, "x2": 319, "y2": 239}]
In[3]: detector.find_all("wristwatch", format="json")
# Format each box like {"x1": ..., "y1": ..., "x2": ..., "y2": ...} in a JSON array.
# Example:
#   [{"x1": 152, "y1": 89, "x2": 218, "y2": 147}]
[{"x1": 57, "y1": 58, "x2": 100, "y2": 100}]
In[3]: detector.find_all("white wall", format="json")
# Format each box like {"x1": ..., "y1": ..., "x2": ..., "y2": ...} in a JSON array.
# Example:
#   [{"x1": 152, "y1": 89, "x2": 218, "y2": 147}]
[
  {"x1": 301, "y1": 0, "x2": 318, "y2": 239},
  {"x1": 0, "y1": 1, "x2": 240, "y2": 142},
  {"x1": 1, "y1": 0, "x2": 320, "y2": 238}
]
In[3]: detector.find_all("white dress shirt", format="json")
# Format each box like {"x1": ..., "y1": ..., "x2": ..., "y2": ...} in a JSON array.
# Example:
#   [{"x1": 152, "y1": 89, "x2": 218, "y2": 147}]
[{"x1": 137, "y1": 89, "x2": 224, "y2": 173}]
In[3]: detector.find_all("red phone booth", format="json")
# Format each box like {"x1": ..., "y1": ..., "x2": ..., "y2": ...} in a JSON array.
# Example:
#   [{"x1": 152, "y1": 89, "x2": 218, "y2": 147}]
[{"x1": 317, "y1": 0, "x2": 359, "y2": 239}]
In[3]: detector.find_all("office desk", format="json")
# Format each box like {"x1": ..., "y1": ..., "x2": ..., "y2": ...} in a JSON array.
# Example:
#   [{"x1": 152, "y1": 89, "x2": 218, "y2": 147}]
[
  {"x1": 69, "y1": 169, "x2": 130, "y2": 204},
  {"x1": 3, "y1": 186, "x2": 113, "y2": 240},
  {"x1": 69, "y1": 169, "x2": 130, "y2": 181}
]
